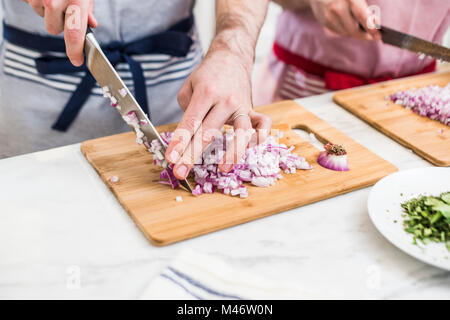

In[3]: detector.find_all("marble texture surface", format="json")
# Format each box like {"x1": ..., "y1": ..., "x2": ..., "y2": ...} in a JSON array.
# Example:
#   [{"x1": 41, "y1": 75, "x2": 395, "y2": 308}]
[{"x1": 0, "y1": 93, "x2": 449, "y2": 300}]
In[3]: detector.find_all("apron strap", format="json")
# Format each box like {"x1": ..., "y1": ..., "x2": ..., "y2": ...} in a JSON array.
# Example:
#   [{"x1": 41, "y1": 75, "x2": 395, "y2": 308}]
[
  {"x1": 52, "y1": 73, "x2": 97, "y2": 131},
  {"x1": 3, "y1": 16, "x2": 194, "y2": 131},
  {"x1": 273, "y1": 42, "x2": 437, "y2": 91}
]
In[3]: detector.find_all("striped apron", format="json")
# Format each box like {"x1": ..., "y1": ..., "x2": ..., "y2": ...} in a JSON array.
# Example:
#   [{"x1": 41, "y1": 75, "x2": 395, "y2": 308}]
[
  {"x1": 272, "y1": 42, "x2": 437, "y2": 100},
  {"x1": 0, "y1": 0, "x2": 202, "y2": 158}
]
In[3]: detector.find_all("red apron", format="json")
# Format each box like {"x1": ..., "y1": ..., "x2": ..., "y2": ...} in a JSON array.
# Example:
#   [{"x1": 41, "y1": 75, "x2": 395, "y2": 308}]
[{"x1": 273, "y1": 42, "x2": 436, "y2": 91}]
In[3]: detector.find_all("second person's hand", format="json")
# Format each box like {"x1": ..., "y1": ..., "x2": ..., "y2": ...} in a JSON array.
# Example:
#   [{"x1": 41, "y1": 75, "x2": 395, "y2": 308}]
[
  {"x1": 308, "y1": 0, "x2": 381, "y2": 41},
  {"x1": 24, "y1": 0, "x2": 98, "y2": 66}
]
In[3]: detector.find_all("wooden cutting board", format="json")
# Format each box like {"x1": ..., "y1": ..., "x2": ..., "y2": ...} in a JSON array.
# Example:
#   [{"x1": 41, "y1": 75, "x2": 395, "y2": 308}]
[
  {"x1": 81, "y1": 101, "x2": 397, "y2": 246},
  {"x1": 333, "y1": 71, "x2": 450, "y2": 166}
]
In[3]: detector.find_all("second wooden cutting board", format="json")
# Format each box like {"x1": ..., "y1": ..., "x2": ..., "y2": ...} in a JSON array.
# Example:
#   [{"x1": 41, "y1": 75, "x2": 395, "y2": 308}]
[
  {"x1": 81, "y1": 101, "x2": 397, "y2": 246},
  {"x1": 333, "y1": 71, "x2": 450, "y2": 166}
]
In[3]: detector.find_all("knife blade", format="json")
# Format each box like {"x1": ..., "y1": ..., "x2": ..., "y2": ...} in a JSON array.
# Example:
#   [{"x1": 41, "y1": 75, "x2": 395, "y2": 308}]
[
  {"x1": 84, "y1": 28, "x2": 192, "y2": 192},
  {"x1": 379, "y1": 26, "x2": 450, "y2": 62}
]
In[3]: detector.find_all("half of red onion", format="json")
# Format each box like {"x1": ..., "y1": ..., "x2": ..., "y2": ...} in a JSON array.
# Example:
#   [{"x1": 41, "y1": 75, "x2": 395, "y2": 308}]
[{"x1": 317, "y1": 143, "x2": 349, "y2": 172}]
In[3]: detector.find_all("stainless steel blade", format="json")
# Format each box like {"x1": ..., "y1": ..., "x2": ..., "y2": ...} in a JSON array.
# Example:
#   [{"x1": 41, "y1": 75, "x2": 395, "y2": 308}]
[
  {"x1": 380, "y1": 26, "x2": 450, "y2": 62},
  {"x1": 84, "y1": 30, "x2": 192, "y2": 192}
]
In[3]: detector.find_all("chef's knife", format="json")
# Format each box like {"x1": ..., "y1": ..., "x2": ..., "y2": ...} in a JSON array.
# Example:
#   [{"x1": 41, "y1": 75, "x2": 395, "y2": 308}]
[
  {"x1": 84, "y1": 28, "x2": 192, "y2": 192},
  {"x1": 379, "y1": 25, "x2": 450, "y2": 62}
]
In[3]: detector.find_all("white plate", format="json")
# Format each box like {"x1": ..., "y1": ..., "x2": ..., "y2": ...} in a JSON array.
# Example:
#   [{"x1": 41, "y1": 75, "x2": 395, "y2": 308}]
[{"x1": 368, "y1": 167, "x2": 450, "y2": 271}]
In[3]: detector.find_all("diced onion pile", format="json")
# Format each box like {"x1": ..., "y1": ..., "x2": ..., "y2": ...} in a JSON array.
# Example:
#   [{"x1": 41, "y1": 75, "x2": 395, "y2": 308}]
[
  {"x1": 149, "y1": 131, "x2": 312, "y2": 198},
  {"x1": 390, "y1": 83, "x2": 450, "y2": 126}
]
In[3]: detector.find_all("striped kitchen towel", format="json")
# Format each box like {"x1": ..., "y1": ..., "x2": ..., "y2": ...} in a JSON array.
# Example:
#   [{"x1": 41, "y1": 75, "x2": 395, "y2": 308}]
[{"x1": 140, "y1": 249, "x2": 321, "y2": 300}]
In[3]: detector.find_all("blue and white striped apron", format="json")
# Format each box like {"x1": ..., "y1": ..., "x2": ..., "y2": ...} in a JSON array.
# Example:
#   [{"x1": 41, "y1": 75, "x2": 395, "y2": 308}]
[{"x1": 0, "y1": 0, "x2": 202, "y2": 158}]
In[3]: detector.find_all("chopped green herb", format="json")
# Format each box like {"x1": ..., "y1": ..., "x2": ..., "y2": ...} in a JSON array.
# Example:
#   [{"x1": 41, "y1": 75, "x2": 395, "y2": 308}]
[
  {"x1": 401, "y1": 192, "x2": 450, "y2": 251},
  {"x1": 441, "y1": 192, "x2": 450, "y2": 204}
]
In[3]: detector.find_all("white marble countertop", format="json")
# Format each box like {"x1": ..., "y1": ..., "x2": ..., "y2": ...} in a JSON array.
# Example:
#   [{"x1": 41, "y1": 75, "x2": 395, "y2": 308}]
[{"x1": 1, "y1": 92, "x2": 449, "y2": 300}]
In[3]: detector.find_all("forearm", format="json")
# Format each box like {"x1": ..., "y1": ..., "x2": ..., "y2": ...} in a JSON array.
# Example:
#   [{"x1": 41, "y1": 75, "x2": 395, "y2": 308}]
[
  {"x1": 210, "y1": 0, "x2": 270, "y2": 73},
  {"x1": 272, "y1": 0, "x2": 310, "y2": 11}
]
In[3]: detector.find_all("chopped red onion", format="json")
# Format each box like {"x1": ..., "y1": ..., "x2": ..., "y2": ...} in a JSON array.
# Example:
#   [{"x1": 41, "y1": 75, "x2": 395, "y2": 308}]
[
  {"x1": 120, "y1": 110, "x2": 154, "y2": 154},
  {"x1": 122, "y1": 111, "x2": 141, "y2": 129},
  {"x1": 135, "y1": 128, "x2": 145, "y2": 139},
  {"x1": 192, "y1": 185, "x2": 203, "y2": 197},
  {"x1": 102, "y1": 86, "x2": 121, "y2": 108},
  {"x1": 251, "y1": 176, "x2": 272, "y2": 188},
  {"x1": 390, "y1": 83, "x2": 450, "y2": 126},
  {"x1": 230, "y1": 189, "x2": 241, "y2": 196},
  {"x1": 102, "y1": 86, "x2": 111, "y2": 98},
  {"x1": 110, "y1": 175, "x2": 119, "y2": 183},
  {"x1": 118, "y1": 87, "x2": 128, "y2": 98},
  {"x1": 149, "y1": 130, "x2": 312, "y2": 198},
  {"x1": 239, "y1": 188, "x2": 249, "y2": 198},
  {"x1": 159, "y1": 167, "x2": 179, "y2": 189},
  {"x1": 110, "y1": 96, "x2": 118, "y2": 106},
  {"x1": 101, "y1": 90, "x2": 161, "y2": 172},
  {"x1": 203, "y1": 182, "x2": 214, "y2": 194}
]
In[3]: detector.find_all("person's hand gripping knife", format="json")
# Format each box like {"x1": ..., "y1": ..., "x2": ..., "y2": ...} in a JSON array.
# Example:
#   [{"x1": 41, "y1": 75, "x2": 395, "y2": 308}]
[
  {"x1": 166, "y1": 0, "x2": 273, "y2": 180},
  {"x1": 274, "y1": 0, "x2": 381, "y2": 40},
  {"x1": 24, "y1": 0, "x2": 98, "y2": 66}
]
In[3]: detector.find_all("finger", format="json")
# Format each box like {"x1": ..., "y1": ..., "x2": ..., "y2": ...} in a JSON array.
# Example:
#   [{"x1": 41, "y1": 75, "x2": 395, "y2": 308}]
[
  {"x1": 177, "y1": 79, "x2": 193, "y2": 111},
  {"x1": 87, "y1": 1, "x2": 98, "y2": 27},
  {"x1": 43, "y1": 0, "x2": 65, "y2": 35},
  {"x1": 165, "y1": 90, "x2": 214, "y2": 165},
  {"x1": 324, "y1": 20, "x2": 347, "y2": 37},
  {"x1": 330, "y1": 14, "x2": 350, "y2": 37},
  {"x1": 201, "y1": 102, "x2": 235, "y2": 133},
  {"x1": 350, "y1": 0, "x2": 381, "y2": 40},
  {"x1": 323, "y1": 8, "x2": 348, "y2": 37},
  {"x1": 248, "y1": 110, "x2": 272, "y2": 147},
  {"x1": 334, "y1": 3, "x2": 371, "y2": 40},
  {"x1": 172, "y1": 105, "x2": 229, "y2": 179},
  {"x1": 219, "y1": 114, "x2": 254, "y2": 173},
  {"x1": 323, "y1": 0, "x2": 351, "y2": 36},
  {"x1": 64, "y1": 0, "x2": 89, "y2": 66},
  {"x1": 29, "y1": 0, "x2": 45, "y2": 17},
  {"x1": 323, "y1": 26, "x2": 342, "y2": 38}
]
